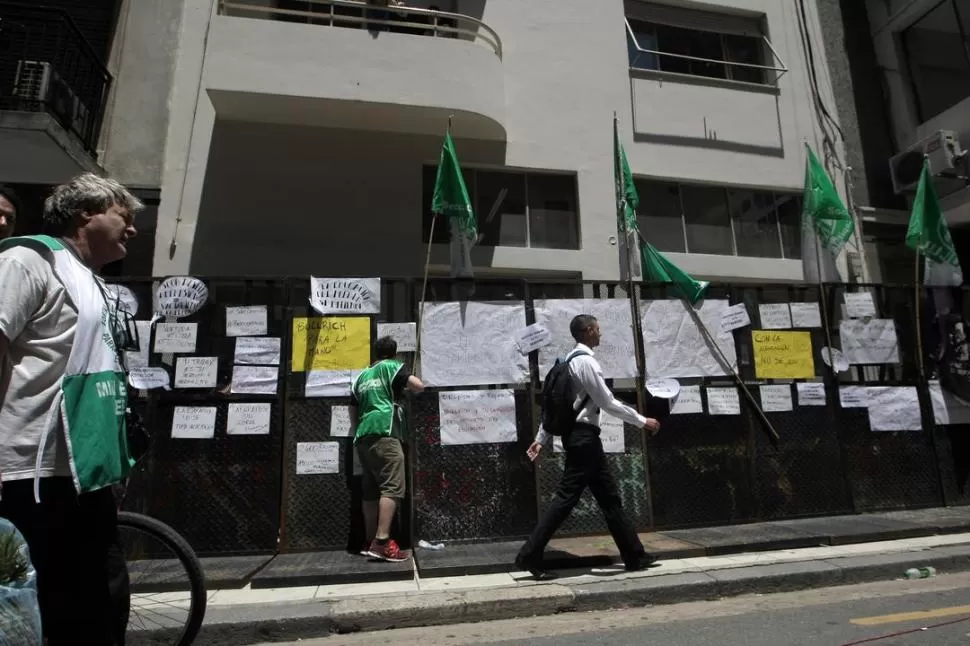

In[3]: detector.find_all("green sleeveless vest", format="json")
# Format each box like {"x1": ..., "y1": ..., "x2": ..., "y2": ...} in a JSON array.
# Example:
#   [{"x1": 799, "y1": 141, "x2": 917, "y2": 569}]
[{"x1": 352, "y1": 359, "x2": 404, "y2": 443}]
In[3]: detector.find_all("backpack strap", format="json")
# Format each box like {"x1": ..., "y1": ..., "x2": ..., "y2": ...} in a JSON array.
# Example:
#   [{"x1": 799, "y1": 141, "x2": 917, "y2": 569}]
[{"x1": 563, "y1": 351, "x2": 592, "y2": 418}]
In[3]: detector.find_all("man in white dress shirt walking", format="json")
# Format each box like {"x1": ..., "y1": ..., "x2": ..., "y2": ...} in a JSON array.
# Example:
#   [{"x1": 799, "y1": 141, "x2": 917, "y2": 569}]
[{"x1": 516, "y1": 314, "x2": 660, "y2": 580}]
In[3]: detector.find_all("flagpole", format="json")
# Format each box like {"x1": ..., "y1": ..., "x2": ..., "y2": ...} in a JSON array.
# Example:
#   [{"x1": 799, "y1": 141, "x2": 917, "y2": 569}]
[
  {"x1": 813, "y1": 223, "x2": 838, "y2": 375},
  {"x1": 915, "y1": 249, "x2": 925, "y2": 378}
]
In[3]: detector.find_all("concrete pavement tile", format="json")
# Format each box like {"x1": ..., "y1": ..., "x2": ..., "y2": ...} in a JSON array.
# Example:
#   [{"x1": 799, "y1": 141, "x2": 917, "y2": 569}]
[
  {"x1": 570, "y1": 572, "x2": 719, "y2": 610},
  {"x1": 821, "y1": 547, "x2": 968, "y2": 584},
  {"x1": 708, "y1": 560, "x2": 841, "y2": 596},
  {"x1": 419, "y1": 573, "x2": 520, "y2": 591},
  {"x1": 315, "y1": 579, "x2": 417, "y2": 599},
  {"x1": 208, "y1": 584, "x2": 320, "y2": 606}
]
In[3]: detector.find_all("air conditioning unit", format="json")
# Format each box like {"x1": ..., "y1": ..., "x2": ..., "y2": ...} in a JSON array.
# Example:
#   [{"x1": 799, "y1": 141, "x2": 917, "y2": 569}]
[
  {"x1": 12, "y1": 60, "x2": 56, "y2": 101},
  {"x1": 12, "y1": 60, "x2": 91, "y2": 137},
  {"x1": 889, "y1": 130, "x2": 965, "y2": 194}
]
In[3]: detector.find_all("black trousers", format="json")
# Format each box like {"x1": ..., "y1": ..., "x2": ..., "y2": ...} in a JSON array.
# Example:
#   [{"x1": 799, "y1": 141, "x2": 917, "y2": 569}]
[
  {"x1": 0, "y1": 477, "x2": 129, "y2": 645},
  {"x1": 518, "y1": 425, "x2": 646, "y2": 567}
]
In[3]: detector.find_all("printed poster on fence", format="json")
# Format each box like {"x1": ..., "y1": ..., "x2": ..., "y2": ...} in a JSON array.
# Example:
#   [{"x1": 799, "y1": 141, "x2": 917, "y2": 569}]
[
  {"x1": 533, "y1": 299, "x2": 637, "y2": 379},
  {"x1": 752, "y1": 330, "x2": 816, "y2": 380},
  {"x1": 438, "y1": 389, "x2": 518, "y2": 445},
  {"x1": 309, "y1": 277, "x2": 380, "y2": 315},
  {"x1": 420, "y1": 302, "x2": 529, "y2": 387},
  {"x1": 640, "y1": 299, "x2": 738, "y2": 378},
  {"x1": 291, "y1": 316, "x2": 370, "y2": 373}
]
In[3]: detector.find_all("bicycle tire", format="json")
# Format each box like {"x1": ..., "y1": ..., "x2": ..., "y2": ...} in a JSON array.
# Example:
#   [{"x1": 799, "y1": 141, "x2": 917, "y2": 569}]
[{"x1": 118, "y1": 511, "x2": 207, "y2": 646}]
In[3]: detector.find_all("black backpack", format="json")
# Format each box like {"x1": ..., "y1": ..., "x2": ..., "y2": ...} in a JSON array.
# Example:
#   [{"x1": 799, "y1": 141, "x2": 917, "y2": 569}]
[{"x1": 540, "y1": 351, "x2": 591, "y2": 436}]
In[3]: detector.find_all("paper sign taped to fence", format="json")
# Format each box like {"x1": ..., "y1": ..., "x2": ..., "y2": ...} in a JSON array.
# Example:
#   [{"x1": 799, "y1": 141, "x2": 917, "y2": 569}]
[
  {"x1": 797, "y1": 382, "x2": 827, "y2": 406},
  {"x1": 555, "y1": 414, "x2": 624, "y2": 453},
  {"x1": 124, "y1": 320, "x2": 152, "y2": 369},
  {"x1": 128, "y1": 367, "x2": 170, "y2": 390},
  {"x1": 790, "y1": 302, "x2": 822, "y2": 328},
  {"x1": 534, "y1": 299, "x2": 636, "y2": 379},
  {"x1": 174, "y1": 356, "x2": 218, "y2": 389},
  {"x1": 155, "y1": 277, "x2": 208, "y2": 319},
  {"x1": 292, "y1": 317, "x2": 370, "y2": 373},
  {"x1": 296, "y1": 442, "x2": 340, "y2": 475},
  {"x1": 438, "y1": 389, "x2": 517, "y2": 445},
  {"x1": 171, "y1": 406, "x2": 216, "y2": 439},
  {"x1": 376, "y1": 322, "x2": 417, "y2": 353},
  {"x1": 928, "y1": 380, "x2": 970, "y2": 425},
  {"x1": 839, "y1": 319, "x2": 900, "y2": 365},
  {"x1": 720, "y1": 303, "x2": 751, "y2": 336},
  {"x1": 671, "y1": 385, "x2": 703, "y2": 414},
  {"x1": 420, "y1": 302, "x2": 529, "y2": 387},
  {"x1": 153, "y1": 322, "x2": 198, "y2": 354},
  {"x1": 641, "y1": 299, "x2": 738, "y2": 378},
  {"x1": 231, "y1": 365, "x2": 278, "y2": 395},
  {"x1": 107, "y1": 284, "x2": 139, "y2": 317},
  {"x1": 226, "y1": 306, "x2": 268, "y2": 337},
  {"x1": 309, "y1": 277, "x2": 380, "y2": 315},
  {"x1": 866, "y1": 386, "x2": 921, "y2": 431},
  {"x1": 844, "y1": 292, "x2": 877, "y2": 319},
  {"x1": 330, "y1": 406, "x2": 353, "y2": 437},
  {"x1": 227, "y1": 403, "x2": 272, "y2": 436},
  {"x1": 759, "y1": 304, "x2": 792, "y2": 329},
  {"x1": 839, "y1": 386, "x2": 869, "y2": 408},
  {"x1": 760, "y1": 385, "x2": 793, "y2": 412},
  {"x1": 752, "y1": 331, "x2": 815, "y2": 380},
  {"x1": 235, "y1": 337, "x2": 281, "y2": 366},
  {"x1": 706, "y1": 388, "x2": 740, "y2": 415},
  {"x1": 305, "y1": 370, "x2": 359, "y2": 398},
  {"x1": 515, "y1": 323, "x2": 553, "y2": 356}
]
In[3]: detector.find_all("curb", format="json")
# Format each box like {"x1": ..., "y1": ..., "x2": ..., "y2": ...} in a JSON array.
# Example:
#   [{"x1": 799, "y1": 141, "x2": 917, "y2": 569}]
[{"x1": 192, "y1": 545, "x2": 970, "y2": 645}]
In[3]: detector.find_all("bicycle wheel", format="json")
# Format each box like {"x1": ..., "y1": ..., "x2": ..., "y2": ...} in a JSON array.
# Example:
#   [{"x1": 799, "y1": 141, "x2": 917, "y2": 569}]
[{"x1": 117, "y1": 512, "x2": 207, "y2": 646}]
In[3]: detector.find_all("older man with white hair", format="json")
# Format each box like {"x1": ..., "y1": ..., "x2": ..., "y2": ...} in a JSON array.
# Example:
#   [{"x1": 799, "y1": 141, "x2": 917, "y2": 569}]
[{"x1": 0, "y1": 173, "x2": 142, "y2": 644}]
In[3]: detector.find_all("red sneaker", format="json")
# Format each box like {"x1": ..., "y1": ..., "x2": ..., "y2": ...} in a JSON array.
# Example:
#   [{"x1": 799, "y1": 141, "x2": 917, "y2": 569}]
[{"x1": 366, "y1": 539, "x2": 410, "y2": 562}]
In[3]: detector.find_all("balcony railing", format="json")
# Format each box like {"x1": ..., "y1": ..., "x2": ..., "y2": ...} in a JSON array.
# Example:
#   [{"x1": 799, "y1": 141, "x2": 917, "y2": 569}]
[
  {"x1": 0, "y1": 3, "x2": 113, "y2": 153},
  {"x1": 218, "y1": 0, "x2": 502, "y2": 59}
]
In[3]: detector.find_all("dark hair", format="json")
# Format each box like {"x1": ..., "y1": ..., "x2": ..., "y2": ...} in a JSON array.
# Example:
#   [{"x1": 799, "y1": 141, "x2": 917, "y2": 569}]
[
  {"x1": 374, "y1": 336, "x2": 398, "y2": 359},
  {"x1": 569, "y1": 314, "x2": 597, "y2": 342},
  {"x1": 0, "y1": 184, "x2": 21, "y2": 219}
]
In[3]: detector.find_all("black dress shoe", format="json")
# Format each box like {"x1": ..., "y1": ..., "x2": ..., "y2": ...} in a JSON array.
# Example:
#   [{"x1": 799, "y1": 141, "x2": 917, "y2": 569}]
[
  {"x1": 625, "y1": 554, "x2": 660, "y2": 572},
  {"x1": 515, "y1": 555, "x2": 558, "y2": 581}
]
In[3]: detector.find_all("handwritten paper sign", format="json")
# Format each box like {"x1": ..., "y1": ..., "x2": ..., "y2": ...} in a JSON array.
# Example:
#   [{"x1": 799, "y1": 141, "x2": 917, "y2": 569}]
[
  {"x1": 330, "y1": 405, "x2": 353, "y2": 437},
  {"x1": 305, "y1": 370, "x2": 359, "y2": 398},
  {"x1": 797, "y1": 382, "x2": 827, "y2": 406},
  {"x1": 235, "y1": 337, "x2": 281, "y2": 366},
  {"x1": 671, "y1": 385, "x2": 703, "y2": 414},
  {"x1": 107, "y1": 284, "x2": 139, "y2": 317},
  {"x1": 759, "y1": 304, "x2": 793, "y2": 329},
  {"x1": 309, "y1": 277, "x2": 380, "y2": 315},
  {"x1": 296, "y1": 442, "x2": 340, "y2": 475},
  {"x1": 642, "y1": 300, "x2": 738, "y2": 378},
  {"x1": 230, "y1": 365, "x2": 278, "y2": 395},
  {"x1": 128, "y1": 367, "x2": 170, "y2": 390},
  {"x1": 515, "y1": 324, "x2": 553, "y2": 356},
  {"x1": 534, "y1": 299, "x2": 636, "y2": 379},
  {"x1": 226, "y1": 306, "x2": 268, "y2": 337},
  {"x1": 839, "y1": 319, "x2": 899, "y2": 365},
  {"x1": 760, "y1": 384, "x2": 793, "y2": 412},
  {"x1": 227, "y1": 403, "x2": 272, "y2": 436},
  {"x1": 720, "y1": 303, "x2": 751, "y2": 336},
  {"x1": 291, "y1": 317, "x2": 370, "y2": 373},
  {"x1": 790, "y1": 302, "x2": 822, "y2": 328},
  {"x1": 156, "y1": 277, "x2": 208, "y2": 319},
  {"x1": 866, "y1": 386, "x2": 921, "y2": 431},
  {"x1": 421, "y1": 302, "x2": 529, "y2": 387},
  {"x1": 706, "y1": 388, "x2": 740, "y2": 415},
  {"x1": 376, "y1": 322, "x2": 417, "y2": 353},
  {"x1": 174, "y1": 356, "x2": 218, "y2": 389},
  {"x1": 839, "y1": 386, "x2": 868, "y2": 408},
  {"x1": 124, "y1": 320, "x2": 152, "y2": 369},
  {"x1": 171, "y1": 406, "x2": 216, "y2": 439},
  {"x1": 844, "y1": 291, "x2": 877, "y2": 319},
  {"x1": 752, "y1": 330, "x2": 815, "y2": 379},
  {"x1": 153, "y1": 323, "x2": 198, "y2": 354},
  {"x1": 438, "y1": 389, "x2": 518, "y2": 445},
  {"x1": 821, "y1": 346, "x2": 850, "y2": 372}
]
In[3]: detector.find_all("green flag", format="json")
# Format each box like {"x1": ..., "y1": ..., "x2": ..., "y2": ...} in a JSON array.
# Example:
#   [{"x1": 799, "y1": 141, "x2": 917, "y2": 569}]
[
  {"x1": 803, "y1": 145, "x2": 853, "y2": 253},
  {"x1": 614, "y1": 119, "x2": 639, "y2": 235},
  {"x1": 640, "y1": 240, "x2": 709, "y2": 305},
  {"x1": 431, "y1": 131, "x2": 476, "y2": 240},
  {"x1": 906, "y1": 159, "x2": 959, "y2": 267}
]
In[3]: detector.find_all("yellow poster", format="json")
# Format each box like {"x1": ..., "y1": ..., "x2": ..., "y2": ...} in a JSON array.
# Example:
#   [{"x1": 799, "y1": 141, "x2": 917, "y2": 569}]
[
  {"x1": 291, "y1": 317, "x2": 370, "y2": 372},
  {"x1": 752, "y1": 330, "x2": 815, "y2": 380}
]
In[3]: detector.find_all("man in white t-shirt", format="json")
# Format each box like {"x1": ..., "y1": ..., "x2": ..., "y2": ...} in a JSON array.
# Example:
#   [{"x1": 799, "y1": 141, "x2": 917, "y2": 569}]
[{"x1": 0, "y1": 173, "x2": 142, "y2": 645}]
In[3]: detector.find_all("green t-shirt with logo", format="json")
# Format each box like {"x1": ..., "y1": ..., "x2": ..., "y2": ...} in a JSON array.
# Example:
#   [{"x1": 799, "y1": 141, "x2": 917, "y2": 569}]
[{"x1": 351, "y1": 359, "x2": 409, "y2": 443}]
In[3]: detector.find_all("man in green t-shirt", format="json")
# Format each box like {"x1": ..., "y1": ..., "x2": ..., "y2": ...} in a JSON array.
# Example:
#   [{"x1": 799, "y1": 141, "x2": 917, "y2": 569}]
[{"x1": 351, "y1": 336, "x2": 424, "y2": 562}]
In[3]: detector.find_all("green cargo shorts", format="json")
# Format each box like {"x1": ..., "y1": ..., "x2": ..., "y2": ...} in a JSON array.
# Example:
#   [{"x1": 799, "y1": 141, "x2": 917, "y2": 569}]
[{"x1": 356, "y1": 435, "x2": 406, "y2": 501}]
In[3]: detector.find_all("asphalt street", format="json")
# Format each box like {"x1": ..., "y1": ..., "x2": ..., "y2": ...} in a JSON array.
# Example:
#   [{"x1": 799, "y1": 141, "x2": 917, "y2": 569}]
[{"x1": 261, "y1": 572, "x2": 970, "y2": 646}]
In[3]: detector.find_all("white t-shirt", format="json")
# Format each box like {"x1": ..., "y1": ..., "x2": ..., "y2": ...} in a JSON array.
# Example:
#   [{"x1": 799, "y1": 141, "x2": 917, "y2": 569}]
[{"x1": 0, "y1": 245, "x2": 78, "y2": 480}]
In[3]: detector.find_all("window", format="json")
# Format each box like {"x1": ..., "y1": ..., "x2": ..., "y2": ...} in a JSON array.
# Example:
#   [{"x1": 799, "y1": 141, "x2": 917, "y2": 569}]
[
  {"x1": 902, "y1": 0, "x2": 970, "y2": 122},
  {"x1": 634, "y1": 178, "x2": 802, "y2": 260},
  {"x1": 422, "y1": 167, "x2": 579, "y2": 249},
  {"x1": 625, "y1": 2, "x2": 776, "y2": 84}
]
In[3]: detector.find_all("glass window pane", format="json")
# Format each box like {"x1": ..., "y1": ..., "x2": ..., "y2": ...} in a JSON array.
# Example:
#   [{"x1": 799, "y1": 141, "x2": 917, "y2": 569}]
[
  {"x1": 776, "y1": 193, "x2": 802, "y2": 260},
  {"x1": 683, "y1": 185, "x2": 733, "y2": 255},
  {"x1": 657, "y1": 24, "x2": 726, "y2": 79},
  {"x1": 729, "y1": 190, "x2": 781, "y2": 258},
  {"x1": 528, "y1": 173, "x2": 579, "y2": 250},
  {"x1": 903, "y1": 0, "x2": 970, "y2": 121},
  {"x1": 635, "y1": 180, "x2": 685, "y2": 252},
  {"x1": 476, "y1": 171, "x2": 527, "y2": 247},
  {"x1": 627, "y1": 20, "x2": 659, "y2": 70},
  {"x1": 723, "y1": 33, "x2": 766, "y2": 84}
]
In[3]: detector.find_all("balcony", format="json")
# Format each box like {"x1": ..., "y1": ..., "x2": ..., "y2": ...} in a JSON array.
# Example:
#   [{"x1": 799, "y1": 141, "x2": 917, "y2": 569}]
[{"x1": 207, "y1": 0, "x2": 505, "y2": 140}]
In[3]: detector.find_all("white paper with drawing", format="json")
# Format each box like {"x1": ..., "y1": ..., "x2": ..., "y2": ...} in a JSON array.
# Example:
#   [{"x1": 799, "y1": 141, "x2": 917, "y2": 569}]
[
  {"x1": 225, "y1": 306, "x2": 268, "y2": 337},
  {"x1": 309, "y1": 277, "x2": 380, "y2": 315},
  {"x1": 640, "y1": 300, "x2": 737, "y2": 378},
  {"x1": 438, "y1": 389, "x2": 517, "y2": 445},
  {"x1": 866, "y1": 386, "x2": 921, "y2": 431},
  {"x1": 174, "y1": 356, "x2": 218, "y2": 389},
  {"x1": 420, "y1": 302, "x2": 529, "y2": 387},
  {"x1": 534, "y1": 299, "x2": 637, "y2": 379},
  {"x1": 839, "y1": 319, "x2": 899, "y2": 365}
]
